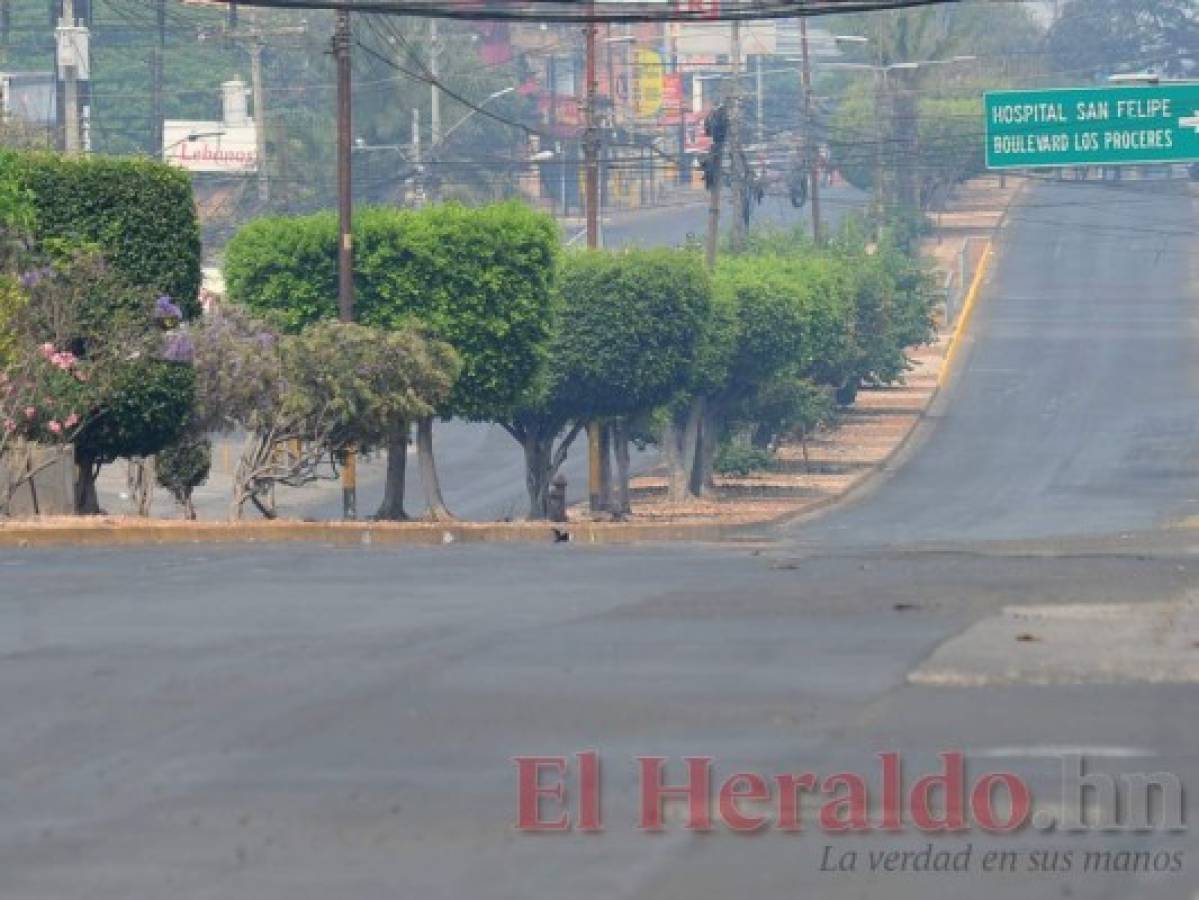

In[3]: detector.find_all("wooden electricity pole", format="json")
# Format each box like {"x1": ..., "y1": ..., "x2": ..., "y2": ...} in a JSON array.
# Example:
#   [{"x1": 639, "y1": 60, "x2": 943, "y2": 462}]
[
  {"x1": 729, "y1": 19, "x2": 745, "y2": 251},
  {"x1": 583, "y1": 15, "x2": 608, "y2": 513},
  {"x1": 333, "y1": 9, "x2": 356, "y2": 519},
  {"x1": 226, "y1": 18, "x2": 307, "y2": 205},
  {"x1": 799, "y1": 17, "x2": 822, "y2": 244},
  {"x1": 151, "y1": 0, "x2": 164, "y2": 154}
]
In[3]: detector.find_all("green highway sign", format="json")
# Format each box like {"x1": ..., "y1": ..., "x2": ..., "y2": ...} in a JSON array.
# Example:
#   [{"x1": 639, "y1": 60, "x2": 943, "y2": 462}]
[{"x1": 985, "y1": 84, "x2": 1199, "y2": 170}]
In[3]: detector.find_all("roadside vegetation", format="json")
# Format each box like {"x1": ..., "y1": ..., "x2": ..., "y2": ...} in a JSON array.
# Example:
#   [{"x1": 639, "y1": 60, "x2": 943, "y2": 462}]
[{"x1": 0, "y1": 148, "x2": 937, "y2": 522}]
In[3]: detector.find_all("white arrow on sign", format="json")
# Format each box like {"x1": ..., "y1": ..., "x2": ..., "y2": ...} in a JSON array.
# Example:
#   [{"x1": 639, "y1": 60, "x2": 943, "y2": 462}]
[{"x1": 1180, "y1": 111, "x2": 1199, "y2": 133}]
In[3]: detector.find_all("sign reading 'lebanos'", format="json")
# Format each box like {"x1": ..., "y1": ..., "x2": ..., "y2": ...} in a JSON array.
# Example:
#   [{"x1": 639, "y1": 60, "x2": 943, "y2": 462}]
[
  {"x1": 163, "y1": 120, "x2": 258, "y2": 174},
  {"x1": 984, "y1": 85, "x2": 1199, "y2": 170}
]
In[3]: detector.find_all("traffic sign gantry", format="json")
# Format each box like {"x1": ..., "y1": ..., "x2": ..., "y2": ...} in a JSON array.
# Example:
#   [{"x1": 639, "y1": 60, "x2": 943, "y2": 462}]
[{"x1": 985, "y1": 84, "x2": 1199, "y2": 170}]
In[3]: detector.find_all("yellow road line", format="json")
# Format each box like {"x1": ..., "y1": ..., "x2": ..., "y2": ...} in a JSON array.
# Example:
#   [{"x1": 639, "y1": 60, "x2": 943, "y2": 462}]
[{"x1": 938, "y1": 243, "x2": 994, "y2": 388}]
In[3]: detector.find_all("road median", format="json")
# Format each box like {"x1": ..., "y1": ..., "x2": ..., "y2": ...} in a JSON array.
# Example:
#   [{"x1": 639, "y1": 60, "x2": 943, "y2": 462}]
[{"x1": 0, "y1": 176, "x2": 1024, "y2": 549}]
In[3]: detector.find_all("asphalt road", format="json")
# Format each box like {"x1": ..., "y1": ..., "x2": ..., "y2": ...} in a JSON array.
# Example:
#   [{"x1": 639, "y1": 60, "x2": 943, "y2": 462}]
[
  {"x1": 602, "y1": 184, "x2": 859, "y2": 249},
  {"x1": 3, "y1": 178, "x2": 1199, "y2": 900},
  {"x1": 793, "y1": 177, "x2": 1199, "y2": 547}
]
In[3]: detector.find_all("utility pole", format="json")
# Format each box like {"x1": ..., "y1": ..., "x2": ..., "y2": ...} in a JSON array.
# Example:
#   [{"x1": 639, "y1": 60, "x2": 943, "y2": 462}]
[
  {"x1": 249, "y1": 39, "x2": 268, "y2": 202},
  {"x1": 411, "y1": 106, "x2": 423, "y2": 205},
  {"x1": 584, "y1": 14, "x2": 603, "y2": 513},
  {"x1": 799, "y1": 17, "x2": 822, "y2": 243},
  {"x1": 705, "y1": 136, "x2": 721, "y2": 269},
  {"x1": 227, "y1": 20, "x2": 306, "y2": 206},
  {"x1": 873, "y1": 67, "x2": 886, "y2": 233},
  {"x1": 151, "y1": 0, "x2": 164, "y2": 154},
  {"x1": 584, "y1": 21, "x2": 599, "y2": 252},
  {"x1": 755, "y1": 53, "x2": 764, "y2": 146},
  {"x1": 729, "y1": 19, "x2": 745, "y2": 251},
  {"x1": 672, "y1": 24, "x2": 687, "y2": 185},
  {"x1": 428, "y1": 18, "x2": 441, "y2": 201},
  {"x1": 56, "y1": 0, "x2": 84, "y2": 154},
  {"x1": 703, "y1": 102, "x2": 727, "y2": 272},
  {"x1": 429, "y1": 19, "x2": 441, "y2": 145},
  {"x1": 333, "y1": 9, "x2": 356, "y2": 520},
  {"x1": 334, "y1": 11, "x2": 353, "y2": 326}
]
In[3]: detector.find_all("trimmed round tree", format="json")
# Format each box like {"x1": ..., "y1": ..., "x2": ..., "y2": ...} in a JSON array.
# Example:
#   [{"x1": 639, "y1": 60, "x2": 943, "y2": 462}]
[
  {"x1": 226, "y1": 201, "x2": 558, "y2": 520},
  {"x1": 501, "y1": 247, "x2": 711, "y2": 519},
  {"x1": 4, "y1": 151, "x2": 202, "y2": 317},
  {"x1": 356, "y1": 203, "x2": 558, "y2": 519},
  {"x1": 682, "y1": 251, "x2": 856, "y2": 494}
]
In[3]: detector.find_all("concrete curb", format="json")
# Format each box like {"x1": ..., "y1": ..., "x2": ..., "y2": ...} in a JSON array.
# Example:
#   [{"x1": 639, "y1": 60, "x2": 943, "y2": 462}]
[
  {"x1": 938, "y1": 245, "x2": 994, "y2": 388},
  {"x1": 0, "y1": 518, "x2": 744, "y2": 549}
]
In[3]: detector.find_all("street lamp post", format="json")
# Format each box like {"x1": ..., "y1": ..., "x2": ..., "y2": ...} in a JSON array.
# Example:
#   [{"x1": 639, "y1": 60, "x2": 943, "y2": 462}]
[
  {"x1": 434, "y1": 86, "x2": 515, "y2": 148},
  {"x1": 816, "y1": 55, "x2": 975, "y2": 227},
  {"x1": 161, "y1": 129, "x2": 227, "y2": 156}
]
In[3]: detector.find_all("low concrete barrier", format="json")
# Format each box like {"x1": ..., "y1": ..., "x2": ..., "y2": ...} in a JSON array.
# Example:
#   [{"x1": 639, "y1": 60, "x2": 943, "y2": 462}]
[{"x1": 0, "y1": 444, "x2": 75, "y2": 516}]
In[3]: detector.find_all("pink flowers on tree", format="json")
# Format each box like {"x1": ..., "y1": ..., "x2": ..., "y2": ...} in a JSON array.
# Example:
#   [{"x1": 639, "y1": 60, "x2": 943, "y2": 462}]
[
  {"x1": 39, "y1": 342, "x2": 81, "y2": 375},
  {"x1": 2, "y1": 342, "x2": 89, "y2": 447}
]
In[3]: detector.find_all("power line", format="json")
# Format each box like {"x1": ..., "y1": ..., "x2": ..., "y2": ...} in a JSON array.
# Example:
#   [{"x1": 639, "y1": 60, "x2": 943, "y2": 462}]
[{"x1": 201, "y1": 0, "x2": 1003, "y2": 24}]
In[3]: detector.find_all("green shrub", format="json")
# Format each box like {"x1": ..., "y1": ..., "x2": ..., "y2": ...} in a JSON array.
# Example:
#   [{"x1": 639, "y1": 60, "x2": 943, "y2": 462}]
[
  {"x1": 75, "y1": 359, "x2": 196, "y2": 465},
  {"x1": 1, "y1": 151, "x2": 201, "y2": 316},
  {"x1": 735, "y1": 376, "x2": 837, "y2": 447},
  {"x1": 156, "y1": 436, "x2": 212, "y2": 514},
  {"x1": 714, "y1": 443, "x2": 776, "y2": 477}
]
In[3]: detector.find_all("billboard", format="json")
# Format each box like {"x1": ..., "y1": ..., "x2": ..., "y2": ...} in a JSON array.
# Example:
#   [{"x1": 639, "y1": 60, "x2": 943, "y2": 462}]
[
  {"x1": 163, "y1": 120, "x2": 258, "y2": 174},
  {"x1": 634, "y1": 49, "x2": 664, "y2": 118}
]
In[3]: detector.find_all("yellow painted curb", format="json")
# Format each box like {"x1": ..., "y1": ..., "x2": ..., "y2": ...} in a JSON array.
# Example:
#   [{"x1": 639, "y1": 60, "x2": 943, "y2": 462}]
[{"x1": 938, "y1": 243, "x2": 993, "y2": 388}]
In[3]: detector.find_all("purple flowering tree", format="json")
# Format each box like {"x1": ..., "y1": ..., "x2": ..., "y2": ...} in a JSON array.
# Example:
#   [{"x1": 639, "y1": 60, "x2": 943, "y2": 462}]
[
  {"x1": 1, "y1": 249, "x2": 194, "y2": 515},
  {"x1": 173, "y1": 309, "x2": 458, "y2": 520}
]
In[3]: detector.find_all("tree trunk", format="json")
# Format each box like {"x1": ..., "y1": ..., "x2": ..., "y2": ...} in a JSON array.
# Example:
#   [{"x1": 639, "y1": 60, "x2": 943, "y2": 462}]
[
  {"x1": 231, "y1": 432, "x2": 269, "y2": 521},
  {"x1": 664, "y1": 396, "x2": 704, "y2": 503},
  {"x1": 661, "y1": 417, "x2": 685, "y2": 502},
  {"x1": 127, "y1": 457, "x2": 155, "y2": 516},
  {"x1": 522, "y1": 431, "x2": 553, "y2": 520},
  {"x1": 182, "y1": 491, "x2": 197, "y2": 521},
  {"x1": 612, "y1": 418, "x2": 631, "y2": 516},
  {"x1": 416, "y1": 415, "x2": 453, "y2": 521},
  {"x1": 598, "y1": 421, "x2": 613, "y2": 513},
  {"x1": 692, "y1": 404, "x2": 723, "y2": 497},
  {"x1": 74, "y1": 448, "x2": 101, "y2": 515},
  {"x1": 375, "y1": 424, "x2": 411, "y2": 521},
  {"x1": 751, "y1": 422, "x2": 772, "y2": 450}
]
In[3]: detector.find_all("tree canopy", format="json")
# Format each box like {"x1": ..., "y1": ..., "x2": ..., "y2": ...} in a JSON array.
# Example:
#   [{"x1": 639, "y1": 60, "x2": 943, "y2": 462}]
[
  {"x1": 551, "y1": 248, "x2": 710, "y2": 420},
  {"x1": 0, "y1": 152, "x2": 202, "y2": 316},
  {"x1": 225, "y1": 201, "x2": 558, "y2": 423},
  {"x1": 1048, "y1": 0, "x2": 1199, "y2": 80}
]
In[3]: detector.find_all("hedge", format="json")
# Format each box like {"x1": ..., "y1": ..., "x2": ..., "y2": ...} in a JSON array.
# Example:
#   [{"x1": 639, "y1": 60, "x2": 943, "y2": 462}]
[
  {"x1": 1, "y1": 151, "x2": 202, "y2": 317},
  {"x1": 225, "y1": 202, "x2": 559, "y2": 422}
]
